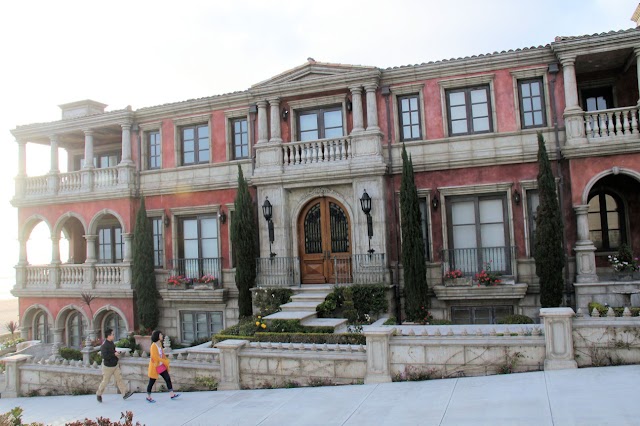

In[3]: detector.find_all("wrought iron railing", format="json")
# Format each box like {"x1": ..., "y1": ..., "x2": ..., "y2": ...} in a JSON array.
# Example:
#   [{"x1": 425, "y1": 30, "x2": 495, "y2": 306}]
[
  {"x1": 441, "y1": 246, "x2": 516, "y2": 277},
  {"x1": 167, "y1": 257, "x2": 222, "y2": 282},
  {"x1": 256, "y1": 257, "x2": 300, "y2": 287},
  {"x1": 350, "y1": 253, "x2": 386, "y2": 284}
]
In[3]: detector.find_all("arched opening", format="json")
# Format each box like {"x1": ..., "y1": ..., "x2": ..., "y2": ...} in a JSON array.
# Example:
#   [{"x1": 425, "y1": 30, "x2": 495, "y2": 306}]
[
  {"x1": 66, "y1": 310, "x2": 87, "y2": 348},
  {"x1": 33, "y1": 310, "x2": 51, "y2": 343},
  {"x1": 26, "y1": 222, "x2": 51, "y2": 265},
  {"x1": 100, "y1": 311, "x2": 127, "y2": 342},
  {"x1": 95, "y1": 214, "x2": 124, "y2": 264},
  {"x1": 298, "y1": 197, "x2": 351, "y2": 284},
  {"x1": 59, "y1": 216, "x2": 86, "y2": 264}
]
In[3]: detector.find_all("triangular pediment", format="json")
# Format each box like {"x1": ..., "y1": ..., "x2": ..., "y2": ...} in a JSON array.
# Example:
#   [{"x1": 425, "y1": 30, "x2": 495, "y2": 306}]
[{"x1": 252, "y1": 60, "x2": 377, "y2": 88}]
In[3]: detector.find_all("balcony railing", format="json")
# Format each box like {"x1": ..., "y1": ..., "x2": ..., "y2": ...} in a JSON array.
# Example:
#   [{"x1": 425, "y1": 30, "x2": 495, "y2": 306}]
[
  {"x1": 441, "y1": 246, "x2": 516, "y2": 277},
  {"x1": 256, "y1": 257, "x2": 300, "y2": 287},
  {"x1": 584, "y1": 106, "x2": 639, "y2": 139},
  {"x1": 282, "y1": 136, "x2": 351, "y2": 166},
  {"x1": 255, "y1": 253, "x2": 387, "y2": 287},
  {"x1": 22, "y1": 263, "x2": 128, "y2": 289},
  {"x1": 167, "y1": 257, "x2": 222, "y2": 282}
]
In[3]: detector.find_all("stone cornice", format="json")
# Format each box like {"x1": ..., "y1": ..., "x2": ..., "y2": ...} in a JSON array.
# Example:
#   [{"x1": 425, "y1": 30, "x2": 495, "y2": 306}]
[
  {"x1": 561, "y1": 137, "x2": 640, "y2": 159},
  {"x1": 551, "y1": 29, "x2": 640, "y2": 58},
  {"x1": 11, "y1": 109, "x2": 134, "y2": 142}
]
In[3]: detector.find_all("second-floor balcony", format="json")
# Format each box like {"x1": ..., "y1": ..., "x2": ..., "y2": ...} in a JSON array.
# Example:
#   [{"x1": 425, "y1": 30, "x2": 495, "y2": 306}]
[
  {"x1": 584, "y1": 106, "x2": 640, "y2": 141},
  {"x1": 16, "y1": 262, "x2": 132, "y2": 293}
]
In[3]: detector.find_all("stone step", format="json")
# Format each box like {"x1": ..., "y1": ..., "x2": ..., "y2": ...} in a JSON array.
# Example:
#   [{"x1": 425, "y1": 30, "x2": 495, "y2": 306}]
[
  {"x1": 280, "y1": 301, "x2": 321, "y2": 312},
  {"x1": 290, "y1": 285, "x2": 335, "y2": 292},
  {"x1": 300, "y1": 317, "x2": 348, "y2": 330},
  {"x1": 290, "y1": 292, "x2": 330, "y2": 303},
  {"x1": 263, "y1": 311, "x2": 317, "y2": 321}
]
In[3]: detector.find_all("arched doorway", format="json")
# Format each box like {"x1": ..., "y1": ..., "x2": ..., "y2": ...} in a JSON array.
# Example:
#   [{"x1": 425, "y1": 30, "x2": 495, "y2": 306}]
[{"x1": 298, "y1": 197, "x2": 352, "y2": 284}]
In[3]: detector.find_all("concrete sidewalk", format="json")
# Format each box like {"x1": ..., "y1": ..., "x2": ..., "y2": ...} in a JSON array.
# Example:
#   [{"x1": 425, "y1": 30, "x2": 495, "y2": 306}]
[{"x1": 0, "y1": 365, "x2": 637, "y2": 425}]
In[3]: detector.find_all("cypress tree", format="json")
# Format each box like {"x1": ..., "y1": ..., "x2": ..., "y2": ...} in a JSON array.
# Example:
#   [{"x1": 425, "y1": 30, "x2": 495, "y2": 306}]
[
  {"x1": 231, "y1": 166, "x2": 257, "y2": 318},
  {"x1": 400, "y1": 144, "x2": 428, "y2": 320},
  {"x1": 534, "y1": 132, "x2": 565, "y2": 307},
  {"x1": 132, "y1": 197, "x2": 159, "y2": 331}
]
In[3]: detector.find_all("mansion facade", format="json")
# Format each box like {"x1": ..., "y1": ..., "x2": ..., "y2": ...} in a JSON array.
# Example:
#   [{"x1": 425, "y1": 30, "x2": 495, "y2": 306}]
[{"x1": 10, "y1": 27, "x2": 640, "y2": 346}]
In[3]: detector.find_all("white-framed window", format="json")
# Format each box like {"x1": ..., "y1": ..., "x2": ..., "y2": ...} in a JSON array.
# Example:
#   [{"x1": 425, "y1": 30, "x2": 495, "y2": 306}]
[{"x1": 180, "y1": 311, "x2": 223, "y2": 344}]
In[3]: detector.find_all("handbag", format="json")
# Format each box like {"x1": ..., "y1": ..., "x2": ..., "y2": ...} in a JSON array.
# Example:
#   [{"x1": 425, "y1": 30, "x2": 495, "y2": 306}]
[{"x1": 156, "y1": 363, "x2": 167, "y2": 374}]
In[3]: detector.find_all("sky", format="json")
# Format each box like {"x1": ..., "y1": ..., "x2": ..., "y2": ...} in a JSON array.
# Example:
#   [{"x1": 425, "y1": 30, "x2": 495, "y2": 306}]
[{"x1": 0, "y1": 0, "x2": 638, "y2": 291}]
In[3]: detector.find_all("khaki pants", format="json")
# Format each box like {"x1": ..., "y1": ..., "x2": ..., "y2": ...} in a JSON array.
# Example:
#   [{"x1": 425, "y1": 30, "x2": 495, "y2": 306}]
[{"x1": 96, "y1": 364, "x2": 128, "y2": 396}]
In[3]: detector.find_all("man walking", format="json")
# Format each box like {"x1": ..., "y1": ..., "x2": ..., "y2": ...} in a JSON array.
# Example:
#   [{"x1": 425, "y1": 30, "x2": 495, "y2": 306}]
[{"x1": 96, "y1": 328, "x2": 133, "y2": 402}]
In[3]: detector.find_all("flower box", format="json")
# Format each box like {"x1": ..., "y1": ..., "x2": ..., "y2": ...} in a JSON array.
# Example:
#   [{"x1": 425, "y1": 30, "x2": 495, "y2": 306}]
[{"x1": 444, "y1": 276, "x2": 472, "y2": 287}]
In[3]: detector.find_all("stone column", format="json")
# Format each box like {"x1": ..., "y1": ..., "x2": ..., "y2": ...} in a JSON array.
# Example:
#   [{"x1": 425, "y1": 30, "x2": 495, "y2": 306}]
[
  {"x1": 635, "y1": 47, "x2": 640, "y2": 107},
  {"x1": 20, "y1": 326, "x2": 29, "y2": 340},
  {"x1": 85, "y1": 235, "x2": 97, "y2": 263},
  {"x1": 18, "y1": 238, "x2": 27, "y2": 265},
  {"x1": 268, "y1": 98, "x2": 282, "y2": 143},
  {"x1": 120, "y1": 123, "x2": 133, "y2": 165},
  {"x1": 49, "y1": 135, "x2": 59, "y2": 173},
  {"x1": 350, "y1": 86, "x2": 364, "y2": 133},
  {"x1": 574, "y1": 205, "x2": 598, "y2": 282},
  {"x1": 256, "y1": 101, "x2": 269, "y2": 144},
  {"x1": 539, "y1": 307, "x2": 577, "y2": 370},
  {"x1": 1, "y1": 354, "x2": 31, "y2": 398},
  {"x1": 560, "y1": 57, "x2": 586, "y2": 145},
  {"x1": 83, "y1": 234, "x2": 97, "y2": 289},
  {"x1": 122, "y1": 233, "x2": 133, "y2": 262},
  {"x1": 364, "y1": 326, "x2": 394, "y2": 384},
  {"x1": 216, "y1": 339, "x2": 248, "y2": 390},
  {"x1": 364, "y1": 84, "x2": 380, "y2": 131},
  {"x1": 15, "y1": 140, "x2": 27, "y2": 197},
  {"x1": 83, "y1": 130, "x2": 95, "y2": 168},
  {"x1": 50, "y1": 234, "x2": 61, "y2": 289}
]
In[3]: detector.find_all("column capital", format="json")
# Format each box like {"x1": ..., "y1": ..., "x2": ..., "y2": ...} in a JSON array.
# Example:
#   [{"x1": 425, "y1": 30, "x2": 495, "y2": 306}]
[
  {"x1": 255, "y1": 100, "x2": 268, "y2": 108},
  {"x1": 16, "y1": 138, "x2": 27, "y2": 146},
  {"x1": 558, "y1": 55, "x2": 576, "y2": 67},
  {"x1": 48, "y1": 134, "x2": 59, "y2": 143},
  {"x1": 349, "y1": 86, "x2": 363, "y2": 94},
  {"x1": 574, "y1": 204, "x2": 589, "y2": 215},
  {"x1": 83, "y1": 129, "x2": 94, "y2": 136},
  {"x1": 266, "y1": 97, "x2": 280, "y2": 105},
  {"x1": 364, "y1": 83, "x2": 378, "y2": 92},
  {"x1": 120, "y1": 123, "x2": 132, "y2": 130},
  {"x1": 634, "y1": 46, "x2": 640, "y2": 56},
  {"x1": 84, "y1": 234, "x2": 97, "y2": 242}
]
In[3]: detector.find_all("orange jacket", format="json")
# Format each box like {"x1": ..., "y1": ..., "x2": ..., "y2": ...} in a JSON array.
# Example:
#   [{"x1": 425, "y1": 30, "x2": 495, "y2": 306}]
[{"x1": 147, "y1": 342, "x2": 170, "y2": 379}]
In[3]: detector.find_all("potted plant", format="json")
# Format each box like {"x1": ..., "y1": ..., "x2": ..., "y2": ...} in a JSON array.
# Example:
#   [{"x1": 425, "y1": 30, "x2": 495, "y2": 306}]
[
  {"x1": 475, "y1": 261, "x2": 502, "y2": 287},
  {"x1": 197, "y1": 274, "x2": 219, "y2": 289},
  {"x1": 443, "y1": 269, "x2": 470, "y2": 286},
  {"x1": 608, "y1": 244, "x2": 639, "y2": 281},
  {"x1": 167, "y1": 275, "x2": 187, "y2": 289}
]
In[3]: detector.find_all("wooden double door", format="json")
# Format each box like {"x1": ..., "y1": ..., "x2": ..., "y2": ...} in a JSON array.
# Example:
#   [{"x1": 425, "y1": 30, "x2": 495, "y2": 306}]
[{"x1": 298, "y1": 198, "x2": 352, "y2": 284}]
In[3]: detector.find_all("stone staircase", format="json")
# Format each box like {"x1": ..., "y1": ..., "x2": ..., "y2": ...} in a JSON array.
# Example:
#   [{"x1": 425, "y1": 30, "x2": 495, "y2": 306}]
[{"x1": 263, "y1": 285, "x2": 348, "y2": 332}]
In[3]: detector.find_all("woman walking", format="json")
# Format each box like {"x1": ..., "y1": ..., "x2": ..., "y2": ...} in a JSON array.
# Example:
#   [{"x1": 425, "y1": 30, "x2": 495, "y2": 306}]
[{"x1": 146, "y1": 329, "x2": 180, "y2": 403}]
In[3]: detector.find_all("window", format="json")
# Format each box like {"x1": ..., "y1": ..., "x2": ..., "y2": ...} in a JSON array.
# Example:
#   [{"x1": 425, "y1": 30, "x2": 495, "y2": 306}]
[
  {"x1": 419, "y1": 198, "x2": 430, "y2": 260},
  {"x1": 178, "y1": 215, "x2": 219, "y2": 277},
  {"x1": 34, "y1": 311, "x2": 49, "y2": 343},
  {"x1": 446, "y1": 86, "x2": 492, "y2": 135},
  {"x1": 181, "y1": 311, "x2": 223, "y2": 344},
  {"x1": 76, "y1": 151, "x2": 121, "y2": 170},
  {"x1": 151, "y1": 217, "x2": 164, "y2": 268},
  {"x1": 232, "y1": 118, "x2": 249, "y2": 160},
  {"x1": 527, "y1": 190, "x2": 540, "y2": 256},
  {"x1": 398, "y1": 94, "x2": 421, "y2": 141},
  {"x1": 298, "y1": 107, "x2": 343, "y2": 141},
  {"x1": 588, "y1": 190, "x2": 625, "y2": 251},
  {"x1": 447, "y1": 195, "x2": 511, "y2": 274},
  {"x1": 67, "y1": 311, "x2": 86, "y2": 349},
  {"x1": 518, "y1": 78, "x2": 546, "y2": 128},
  {"x1": 181, "y1": 124, "x2": 210, "y2": 165},
  {"x1": 451, "y1": 306, "x2": 513, "y2": 325},
  {"x1": 147, "y1": 131, "x2": 161, "y2": 169},
  {"x1": 97, "y1": 226, "x2": 123, "y2": 263},
  {"x1": 104, "y1": 312, "x2": 127, "y2": 341}
]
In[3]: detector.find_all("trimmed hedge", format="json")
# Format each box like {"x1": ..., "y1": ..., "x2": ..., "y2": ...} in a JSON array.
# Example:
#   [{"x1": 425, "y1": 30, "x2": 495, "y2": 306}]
[
  {"x1": 497, "y1": 314, "x2": 534, "y2": 324},
  {"x1": 588, "y1": 302, "x2": 640, "y2": 317},
  {"x1": 252, "y1": 332, "x2": 366, "y2": 345},
  {"x1": 59, "y1": 347, "x2": 82, "y2": 361}
]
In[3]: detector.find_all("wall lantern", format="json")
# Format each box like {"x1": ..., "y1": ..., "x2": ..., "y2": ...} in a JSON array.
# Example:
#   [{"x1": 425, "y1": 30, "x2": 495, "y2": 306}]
[
  {"x1": 219, "y1": 208, "x2": 227, "y2": 224},
  {"x1": 164, "y1": 213, "x2": 171, "y2": 228},
  {"x1": 281, "y1": 108, "x2": 289, "y2": 121},
  {"x1": 248, "y1": 104, "x2": 258, "y2": 114},
  {"x1": 346, "y1": 99, "x2": 353, "y2": 112},
  {"x1": 513, "y1": 189, "x2": 521, "y2": 205},
  {"x1": 262, "y1": 197, "x2": 276, "y2": 258},
  {"x1": 360, "y1": 189, "x2": 375, "y2": 256},
  {"x1": 431, "y1": 190, "x2": 440, "y2": 211}
]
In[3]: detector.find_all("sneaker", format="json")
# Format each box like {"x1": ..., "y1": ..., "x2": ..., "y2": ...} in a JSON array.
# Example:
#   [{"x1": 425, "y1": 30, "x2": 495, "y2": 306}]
[
  {"x1": 123, "y1": 391, "x2": 134, "y2": 400},
  {"x1": 146, "y1": 397, "x2": 156, "y2": 403},
  {"x1": 170, "y1": 393, "x2": 181, "y2": 400},
  {"x1": 96, "y1": 395, "x2": 102, "y2": 403}
]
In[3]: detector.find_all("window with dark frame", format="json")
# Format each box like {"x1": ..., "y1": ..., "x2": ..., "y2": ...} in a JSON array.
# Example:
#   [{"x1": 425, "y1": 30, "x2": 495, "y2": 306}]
[
  {"x1": 181, "y1": 124, "x2": 210, "y2": 165},
  {"x1": 34, "y1": 311, "x2": 49, "y2": 343},
  {"x1": 446, "y1": 85, "x2": 492, "y2": 135},
  {"x1": 178, "y1": 215, "x2": 219, "y2": 277},
  {"x1": 451, "y1": 306, "x2": 513, "y2": 325},
  {"x1": 398, "y1": 94, "x2": 421, "y2": 141},
  {"x1": 104, "y1": 312, "x2": 126, "y2": 341},
  {"x1": 67, "y1": 311, "x2": 86, "y2": 349},
  {"x1": 97, "y1": 226, "x2": 123, "y2": 263},
  {"x1": 588, "y1": 189, "x2": 626, "y2": 251},
  {"x1": 232, "y1": 118, "x2": 249, "y2": 160},
  {"x1": 298, "y1": 107, "x2": 343, "y2": 141},
  {"x1": 518, "y1": 78, "x2": 546, "y2": 128},
  {"x1": 180, "y1": 311, "x2": 223, "y2": 344},
  {"x1": 418, "y1": 198, "x2": 431, "y2": 260},
  {"x1": 147, "y1": 130, "x2": 161, "y2": 169},
  {"x1": 151, "y1": 217, "x2": 163, "y2": 268}
]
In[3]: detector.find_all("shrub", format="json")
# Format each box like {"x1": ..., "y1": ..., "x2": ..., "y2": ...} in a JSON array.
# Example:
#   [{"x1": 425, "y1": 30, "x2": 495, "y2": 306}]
[
  {"x1": 497, "y1": 314, "x2": 534, "y2": 324},
  {"x1": 115, "y1": 333, "x2": 141, "y2": 353},
  {"x1": 393, "y1": 366, "x2": 436, "y2": 382},
  {"x1": 194, "y1": 376, "x2": 218, "y2": 390},
  {"x1": 254, "y1": 287, "x2": 294, "y2": 316},
  {"x1": 587, "y1": 302, "x2": 640, "y2": 317},
  {"x1": 252, "y1": 332, "x2": 366, "y2": 345},
  {"x1": 90, "y1": 352, "x2": 102, "y2": 365},
  {"x1": 0, "y1": 407, "x2": 44, "y2": 426},
  {"x1": 317, "y1": 284, "x2": 388, "y2": 324},
  {"x1": 65, "y1": 411, "x2": 142, "y2": 426},
  {"x1": 0, "y1": 337, "x2": 25, "y2": 351},
  {"x1": 383, "y1": 317, "x2": 397, "y2": 325},
  {"x1": 429, "y1": 319, "x2": 453, "y2": 325},
  {"x1": 59, "y1": 347, "x2": 82, "y2": 361}
]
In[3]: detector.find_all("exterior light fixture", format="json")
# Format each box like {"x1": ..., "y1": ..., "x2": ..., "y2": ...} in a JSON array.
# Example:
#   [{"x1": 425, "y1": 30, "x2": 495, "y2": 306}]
[
  {"x1": 262, "y1": 197, "x2": 276, "y2": 258},
  {"x1": 346, "y1": 99, "x2": 353, "y2": 112},
  {"x1": 431, "y1": 190, "x2": 440, "y2": 211},
  {"x1": 164, "y1": 214, "x2": 171, "y2": 227},
  {"x1": 248, "y1": 104, "x2": 258, "y2": 114},
  {"x1": 513, "y1": 189, "x2": 521, "y2": 205},
  {"x1": 360, "y1": 189, "x2": 375, "y2": 256},
  {"x1": 281, "y1": 108, "x2": 289, "y2": 121},
  {"x1": 219, "y1": 209, "x2": 227, "y2": 224}
]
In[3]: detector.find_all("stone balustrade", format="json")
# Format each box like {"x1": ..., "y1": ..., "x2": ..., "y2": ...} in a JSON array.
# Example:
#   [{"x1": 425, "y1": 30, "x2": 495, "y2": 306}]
[
  {"x1": 21, "y1": 263, "x2": 129, "y2": 290},
  {"x1": 282, "y1": 137, "x2": 351, "y2": 166},
  {"x1": 584, "y1": 106, "x2": 640, "y2": 140}
]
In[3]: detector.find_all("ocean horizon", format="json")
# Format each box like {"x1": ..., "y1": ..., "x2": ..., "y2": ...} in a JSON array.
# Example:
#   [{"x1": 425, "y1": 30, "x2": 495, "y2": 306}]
[{"x1": 0, "y1": 275, "x2": 16, "y2": 300}]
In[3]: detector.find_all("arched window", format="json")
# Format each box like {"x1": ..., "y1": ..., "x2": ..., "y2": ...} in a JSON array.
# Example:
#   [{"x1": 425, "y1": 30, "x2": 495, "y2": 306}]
[
  {"x1": 104, "y1": 312, "x2": 126, "y2": 341},
  {"x1": 33, "y1": 311, "x2": 49, "y2": 343},
  {"x1": 588, "y1": 190, "x2": 626, "y2": 251},
  {"x1": 67, "y1": 311, "x2": 86, "y2": 348}
]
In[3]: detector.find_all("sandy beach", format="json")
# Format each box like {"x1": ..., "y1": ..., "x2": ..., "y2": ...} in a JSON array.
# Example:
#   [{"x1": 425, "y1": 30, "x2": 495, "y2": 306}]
[{"x1": 0, "y1": 298, "x2": 19, "y2": 328}]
